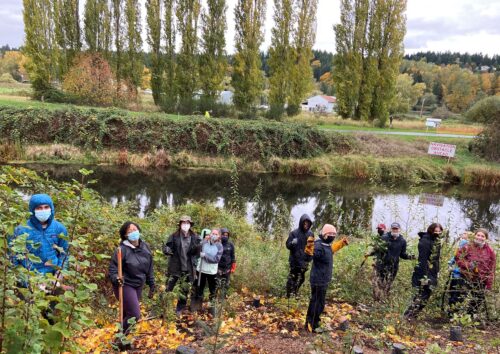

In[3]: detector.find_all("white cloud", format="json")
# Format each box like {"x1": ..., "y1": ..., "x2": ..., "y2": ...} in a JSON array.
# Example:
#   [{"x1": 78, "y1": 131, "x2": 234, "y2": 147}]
[{"x1": 1, "y1": 0, "x2": 499, "y2": 55}]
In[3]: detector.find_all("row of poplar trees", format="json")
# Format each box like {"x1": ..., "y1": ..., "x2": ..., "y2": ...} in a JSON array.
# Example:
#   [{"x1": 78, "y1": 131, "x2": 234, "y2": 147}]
[
  {"x1": 23, "y1": 0, "x2": 142, "y2": 98},
  {"x1": 22, "y1": 0, "x2": 318, "y2": 118},
  {"x1": 333, "y1": 0, "x2": 407, "y2": 126}
]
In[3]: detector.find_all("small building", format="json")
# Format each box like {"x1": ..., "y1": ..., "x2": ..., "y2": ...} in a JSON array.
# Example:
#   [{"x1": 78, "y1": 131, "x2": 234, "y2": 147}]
[
  {"x1": 302, "y1": 95, "x2": 337, "y2": 113},
  {"x1": 218, "y1": 90, "x2": 233, "y2": 105}
]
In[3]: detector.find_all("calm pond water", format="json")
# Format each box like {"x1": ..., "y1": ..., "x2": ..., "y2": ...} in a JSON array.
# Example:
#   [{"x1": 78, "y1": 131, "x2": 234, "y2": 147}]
[{"x1": 20, "y1": 163, "x2": 500, "y2": 239}]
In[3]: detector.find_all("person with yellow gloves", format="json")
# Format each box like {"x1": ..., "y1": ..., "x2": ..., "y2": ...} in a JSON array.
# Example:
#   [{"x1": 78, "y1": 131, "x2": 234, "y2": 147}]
[{"x1": 304, "y1": 224, "x2": 348, "y2": 332}]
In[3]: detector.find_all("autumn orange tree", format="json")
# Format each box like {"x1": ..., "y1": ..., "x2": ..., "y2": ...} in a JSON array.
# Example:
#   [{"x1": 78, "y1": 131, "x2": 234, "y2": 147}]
[{"x1": 62, "y1": 53, "x2": 115, "y2": 106}]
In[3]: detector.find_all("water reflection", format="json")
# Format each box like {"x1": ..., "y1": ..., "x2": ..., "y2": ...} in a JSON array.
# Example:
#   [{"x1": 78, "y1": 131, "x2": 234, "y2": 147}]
[{"x1": 21, "y1": 164, "x2": 499, "y2": 239}]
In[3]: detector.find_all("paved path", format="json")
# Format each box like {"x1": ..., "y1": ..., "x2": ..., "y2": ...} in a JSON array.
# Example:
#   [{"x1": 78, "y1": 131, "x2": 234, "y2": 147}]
[{"x1": 326, "y1": 129, "x2": 476, "y2": 139}]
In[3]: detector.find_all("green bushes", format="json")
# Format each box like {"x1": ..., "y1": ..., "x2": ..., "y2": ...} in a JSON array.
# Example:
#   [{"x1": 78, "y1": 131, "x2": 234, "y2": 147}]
[
  {"x1": 465, "y1": 96, "x2": 500, "y2": 124},
  {"x1": 0, "y1": 106, "x2": 354, "y2": 159},
  {"x1": 467, "y1": 96, "x2": 500, "y2": 161}
]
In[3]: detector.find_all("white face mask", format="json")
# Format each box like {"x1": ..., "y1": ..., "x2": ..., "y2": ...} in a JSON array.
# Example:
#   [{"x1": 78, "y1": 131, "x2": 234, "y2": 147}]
[
  {"x1": 391, "y1": 232, "x2": 399, "y2": 237},
  {"x1": 181, "y1": 224, "x2": 190, "y2": 233}
]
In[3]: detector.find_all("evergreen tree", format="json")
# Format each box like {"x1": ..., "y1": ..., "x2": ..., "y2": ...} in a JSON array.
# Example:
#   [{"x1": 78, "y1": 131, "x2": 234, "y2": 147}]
[
  {"x1": 84, "y1": 0, "x2": 112, "y2": 57},
  {"x1": 163, "y1": 0, "x2": 177, "y2": 111},
  {"x1": 199, "y1": 0, "x2": 227, "y2": 105},
  {"x1": 124, "y1": 0, "x2": 143, "y2": 91},
  {"x1": 146, "y1": 0, "x2": 163, "y2": 104},
  {"x1": 287, "y1": 0, "x2": 318, "y2": 116},
  {"x1": 268, "y1": 0, "x2": 294, "y2": 119},
  {"x1": 22, "y1": 0, "x2": 54, "y2": 98},
  {"x1": 232, "y1": 0, "x2": 266, "y2": 117},
  {"x1": 175, "y1": 0, "x2": 201, "y2": 113}
]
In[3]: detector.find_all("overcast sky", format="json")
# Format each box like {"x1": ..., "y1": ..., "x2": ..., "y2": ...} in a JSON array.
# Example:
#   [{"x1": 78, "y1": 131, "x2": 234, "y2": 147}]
[{"x1": 2, "y1": 0, "x2": 500, "y2": 55}]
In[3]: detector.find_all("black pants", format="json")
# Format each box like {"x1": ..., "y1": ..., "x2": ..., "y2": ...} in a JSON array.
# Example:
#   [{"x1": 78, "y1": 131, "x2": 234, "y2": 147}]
[
  {"x1": 305, "y1": 285, "x2": 327, "y2": 331},
  {"x1": 448, "y1": 277, "x2": 466, "y2": 314},
  {"x1": 373, "y1": 268, "x2": 396, "y2": 301},
  {"x1": 217, "y1": 271, "x2": 231, "y2": 296},
  {"x1": 286, "y1": 266, "x2": 307, "y2": 298},
  {"x1": 166, "y1": 272, "x2": 192, "y2": 312},
  {"x1": 195, "y1": 272, "x2": 217, "y2": 302},
  {"x1": 404, "y1": 285, "x2": 433, "y2": 318}
]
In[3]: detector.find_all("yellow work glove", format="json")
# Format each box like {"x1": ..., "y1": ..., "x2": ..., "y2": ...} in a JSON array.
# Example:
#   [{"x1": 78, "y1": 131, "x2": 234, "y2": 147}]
[
  {"x1": 331, "y1": 237, "x2": 349, "y2": 253},
  {"x1": 304, "y1": 236, "x2": 315, "y2": 256}
]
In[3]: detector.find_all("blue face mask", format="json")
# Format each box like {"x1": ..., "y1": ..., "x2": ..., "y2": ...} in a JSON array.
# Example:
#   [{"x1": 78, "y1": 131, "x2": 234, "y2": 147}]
[
  {"x1": 128, "y1": 230, "x2": 140, "y2": 242},
  {"x1": 34, "y1": 209, "x2": 51, "y2": 223}
]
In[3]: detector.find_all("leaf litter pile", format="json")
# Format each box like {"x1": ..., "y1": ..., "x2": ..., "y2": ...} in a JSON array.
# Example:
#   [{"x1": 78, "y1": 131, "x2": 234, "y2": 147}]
[{"x1": 76, "y1": 288, "x2": 498, "y2": 353}]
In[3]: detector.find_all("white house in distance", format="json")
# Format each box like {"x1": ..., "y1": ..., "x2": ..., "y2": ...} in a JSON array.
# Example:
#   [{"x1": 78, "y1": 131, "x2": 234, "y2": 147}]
[
  {"x1": 218, "y1": 90, "x2": 234, "y2": 105},
  {"x1": 301, "y1": 95, "x2": 337, "y2": 113}
]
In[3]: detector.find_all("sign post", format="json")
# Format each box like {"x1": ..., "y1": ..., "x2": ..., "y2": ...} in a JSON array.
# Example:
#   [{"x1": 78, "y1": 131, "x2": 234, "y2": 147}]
[{"x1": 428, "y1": 142, "x2": 456, "y2": 163}]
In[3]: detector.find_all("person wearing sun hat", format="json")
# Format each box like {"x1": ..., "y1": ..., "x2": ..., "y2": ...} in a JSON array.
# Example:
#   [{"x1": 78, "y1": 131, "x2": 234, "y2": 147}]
[{"x1": 163, "y1": 215, "x2": 201, "y2": 314}]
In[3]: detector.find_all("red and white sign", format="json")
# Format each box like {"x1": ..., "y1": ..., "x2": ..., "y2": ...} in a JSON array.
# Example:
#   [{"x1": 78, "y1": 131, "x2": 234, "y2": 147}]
[
  {"x1": 419, "y1": 193, "x2": 445, "y2": 207},
  {"x1": 428, "y1": 142, "x2": 456, "y2": 158}
]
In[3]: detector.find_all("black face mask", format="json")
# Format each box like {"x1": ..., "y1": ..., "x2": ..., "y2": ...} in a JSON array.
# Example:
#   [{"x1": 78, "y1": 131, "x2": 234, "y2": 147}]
[
  {"x1": 323, "y1": 236, "x2": 335, "y2": 244},
  {"x1": 433, "y1": 232, "x2": 442, "y2": 238},
  {"x1": 377, "y1": 229, "x2": 384, "y2": 236},
  {"x1": 221, "y1": 236, "x2": 229, "y2": 243}
]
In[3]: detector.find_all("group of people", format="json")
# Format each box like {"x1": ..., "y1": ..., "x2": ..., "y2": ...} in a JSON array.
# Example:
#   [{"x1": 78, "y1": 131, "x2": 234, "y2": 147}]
[
  {"x1": 367, "y1": 222, "x2": 496, "y2": 320},
  {"x1": 109, "y1": 215, "x2": 236, "y2": 332},
  {"x1": 9, "y1": 194, "x2": 496, "y2": 335}
]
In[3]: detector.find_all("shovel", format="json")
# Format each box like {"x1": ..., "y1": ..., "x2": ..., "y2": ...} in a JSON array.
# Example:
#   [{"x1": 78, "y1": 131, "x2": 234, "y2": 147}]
[
  {"x1": 117, "y1": 246, "x2": 124, "y2": 327},
  {"x1": 190, "y1": 257, "x2": 204, "y2": 312}
]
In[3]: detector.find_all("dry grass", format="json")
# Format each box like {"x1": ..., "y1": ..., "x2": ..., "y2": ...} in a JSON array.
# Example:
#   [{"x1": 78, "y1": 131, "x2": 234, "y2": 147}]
[
  {"x1": 462, "y1": 165, "x2": 500, "y2": 188},
  {"x1": 25, "y1": 144, "x2": 85, "y2": 161},
  {"x1": 353, "y1": 134, "x2": 428, "y2": 157},
  {"x1": 437, "y1": 125, "x2": 483, "y2": 135}
]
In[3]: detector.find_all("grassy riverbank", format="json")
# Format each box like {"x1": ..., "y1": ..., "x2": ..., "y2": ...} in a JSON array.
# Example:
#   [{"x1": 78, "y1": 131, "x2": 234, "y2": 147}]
[{"x1": 1, "y1": 104, "x2": 499, "y2": 188}]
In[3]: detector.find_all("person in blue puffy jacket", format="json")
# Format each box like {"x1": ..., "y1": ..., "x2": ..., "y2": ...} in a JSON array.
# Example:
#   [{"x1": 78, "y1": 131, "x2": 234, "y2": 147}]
[{"x1": 10, "y1": 194, "x2": 69, "y2": 276}]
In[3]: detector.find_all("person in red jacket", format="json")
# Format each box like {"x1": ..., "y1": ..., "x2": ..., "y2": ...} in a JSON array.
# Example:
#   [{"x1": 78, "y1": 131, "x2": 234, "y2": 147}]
[{"x1": 455, "y1": 228, "x2": 496, "y2": 315}]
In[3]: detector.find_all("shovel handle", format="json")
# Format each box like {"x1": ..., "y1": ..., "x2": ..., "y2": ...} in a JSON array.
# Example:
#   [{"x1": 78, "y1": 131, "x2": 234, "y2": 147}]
[{"x1": 117, "y1": 247, "x2": 124, "y2": 326}]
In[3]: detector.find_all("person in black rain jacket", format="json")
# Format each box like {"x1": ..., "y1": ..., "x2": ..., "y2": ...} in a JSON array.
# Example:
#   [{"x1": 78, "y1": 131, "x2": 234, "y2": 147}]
[
  {"x1": 285, "y1": 214, "x2": 313, "y2": 298},
  {"x1": 109, "y1": 221, "x2": 155, "y2": 333},
  {"x1": 217, "y1": 228, "x2": 236, "y2": 294},
  {"x1": 404, "y1": 223, "x2": 443, "y2": 319},
  {"x1": 369, "y1": 222, "x2": 415, "y2": 300}
]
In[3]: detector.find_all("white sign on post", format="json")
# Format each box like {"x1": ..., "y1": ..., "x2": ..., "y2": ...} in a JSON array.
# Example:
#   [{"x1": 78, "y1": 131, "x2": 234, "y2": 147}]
[
  {"x1": 425, "y1": 118, "x2": 442, "y2": 128},
  {"x1": 428, "y1": 142, "x2": 456, "y2": 158},
  {"x1": 419, "y1": 193, "x2": 445, "y2": 207}
]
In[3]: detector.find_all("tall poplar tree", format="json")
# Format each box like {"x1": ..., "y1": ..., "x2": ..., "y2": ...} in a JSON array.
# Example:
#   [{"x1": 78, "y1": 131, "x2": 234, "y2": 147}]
[
  {"x1": 84, "y1": 0, "x2": 112, "y2": 57},
  {"x1": 369, "y1": 0, "x2": 407, "y2": 126},
  {"x1": 146, "y1": 0, "x2": 163, "y2": 104},
  {"x1": 111, "y1": 0, "x2": 125, "y2": 85},
  {"x1": 124, "y1": 0, "x2": 143, "y2": 91},
  {"x1": 268, "y1": 0, "x2": 294, "y2": 119},
  {"x1": 53, "y1": 0, "x2": 81, "y2": 77},
  {"x1": 163, "y1": 0, "x2": 177, "y2": 111},
  {"x1": 333, "y1": 0, "x2": 407, "y2": 125},
  {"x1": 232, "y1": 0, "x2": 266, "y2": 116},
  {"x1": 199, "y1": 0, "x2": 227, "y2": 105},
  {"x1": 23, "y1": 0, "x2": 54, "y2": 98},
  {"x1": 287, "y1": 0, "x2": 317, "y2": 116},
  {"x1": 175, "y1": 0, "x2": 201, "y2": 112}
]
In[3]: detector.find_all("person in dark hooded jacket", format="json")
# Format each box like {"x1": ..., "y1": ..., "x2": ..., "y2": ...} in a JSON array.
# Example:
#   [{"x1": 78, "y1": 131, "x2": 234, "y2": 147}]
[
  {"x1": 404, "y1": 223, "x2": 443, "y2": 319},
  {"x1": 368, "y1": 222, "x2": 415, "y2": 301},
  {"x1": 285, "y1": 214, "x2": 313, "y2": 298},
  {"x1": 217, "y1": 228, "x2": 236, "y2": 294},
  {"x1": 163, "y1": 215, "x2": 201, "y2": 313},
  {"x1": 109, "y1": 221, "x2": 155, "y2": 333}
]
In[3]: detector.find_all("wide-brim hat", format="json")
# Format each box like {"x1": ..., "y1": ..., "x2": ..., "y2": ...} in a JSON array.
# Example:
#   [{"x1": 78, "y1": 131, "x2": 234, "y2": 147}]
[{"x1": 179, "y1": 215, "x2": 194, "y2": 225}]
